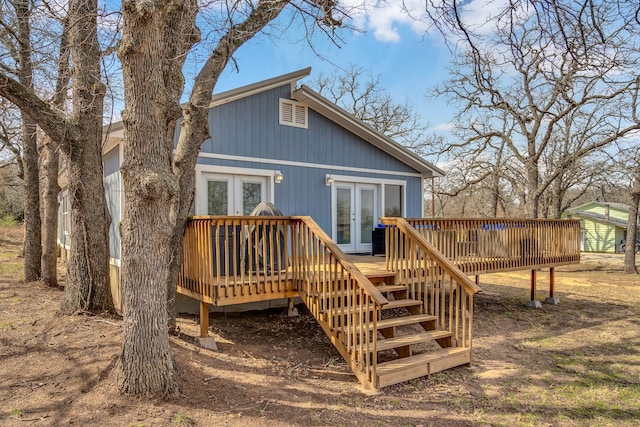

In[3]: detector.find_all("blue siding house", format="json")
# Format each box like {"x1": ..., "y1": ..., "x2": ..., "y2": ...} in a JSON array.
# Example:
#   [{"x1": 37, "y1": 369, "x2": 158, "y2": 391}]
[
  {"x1": 61, "y1": 68, "x2": 443, "y2": 311},
  {"x1": 56, "y1": 69, "x2": 582, "y2": 389},
  {"x1": 97, "y1": 68, "x2": 442, "y2": 258}
]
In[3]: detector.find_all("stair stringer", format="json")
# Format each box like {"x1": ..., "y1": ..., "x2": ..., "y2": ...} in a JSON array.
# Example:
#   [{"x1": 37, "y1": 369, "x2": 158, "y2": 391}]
[{"x1": 299, "y1": 289, "x2": 381, "y2": 392}]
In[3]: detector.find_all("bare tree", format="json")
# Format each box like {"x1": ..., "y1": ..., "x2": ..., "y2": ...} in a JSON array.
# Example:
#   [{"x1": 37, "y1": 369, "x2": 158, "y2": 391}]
[
  {"x1": 0, "y1": 101, "x2": 24, "y2": 220},
  {"x1": 3, "y1": 0, "x2": 43, "y2": 281},
  {"x1": 309, "y1": 65, "x2": 433, "y2": 155},
  {"x1": 0, "y1": 1, "x2": 114, "y2": 312},
  {"x1": 539, "y1": 111, "x2": 614, "y2": 218},
  {"x1": 430, "y1": 0, "x2": 640, "y2": 218},
  {"x1": 41, "y1": 14, "x2": 70, "y2": 287},
  {"x1": 116, "y1": 0, "x2": 348, "y2": 396},
  {"x1": 624, "y1": 165, "x2": 640, "y2": 274}
]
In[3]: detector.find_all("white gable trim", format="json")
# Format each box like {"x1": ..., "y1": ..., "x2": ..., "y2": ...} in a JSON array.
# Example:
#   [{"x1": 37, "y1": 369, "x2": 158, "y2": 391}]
[{"x1": 209, "y1": 67, "x2": 311, "y2": 108}]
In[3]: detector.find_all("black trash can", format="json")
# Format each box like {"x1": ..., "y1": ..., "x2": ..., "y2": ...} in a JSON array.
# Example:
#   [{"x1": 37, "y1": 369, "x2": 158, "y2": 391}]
[{"x1": 372, "y1": 227, "x2": 386, "y2": 256}]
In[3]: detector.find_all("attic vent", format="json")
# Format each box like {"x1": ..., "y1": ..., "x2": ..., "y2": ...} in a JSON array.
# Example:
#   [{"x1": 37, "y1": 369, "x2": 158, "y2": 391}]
[{"x1": 279, "y1": 98, "x2": 308, "y2": 129}]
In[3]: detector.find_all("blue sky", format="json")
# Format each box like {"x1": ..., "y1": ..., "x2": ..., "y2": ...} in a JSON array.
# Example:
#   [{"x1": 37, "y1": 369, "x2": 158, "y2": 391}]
[
  {"x1": 204, "y1": 0, "x2": 509, "y2": 134},
  {"x1": 209, "y1": 7, "x2": 460, "y2": 133},
  {"x1": 100, "y1": 0, "x2": 507, "y2": 134}
]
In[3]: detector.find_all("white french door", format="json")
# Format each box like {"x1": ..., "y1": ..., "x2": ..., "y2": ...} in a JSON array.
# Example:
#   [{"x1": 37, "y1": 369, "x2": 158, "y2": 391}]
[
  {"x1": 202, "y1": 173, "x2": 267, "y2": 216},
  {"x1": 334, "y1": 182, "x2": 377, "y2": 253}
]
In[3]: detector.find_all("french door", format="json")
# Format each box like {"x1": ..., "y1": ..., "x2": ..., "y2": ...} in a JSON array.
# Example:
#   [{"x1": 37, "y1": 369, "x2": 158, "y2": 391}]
[
  {"x1": 203, "y1": 174, "x2": 267, "y2": 216},
  {"x1": 335, "y1": 182, "x2": 377, "y2": 253}
]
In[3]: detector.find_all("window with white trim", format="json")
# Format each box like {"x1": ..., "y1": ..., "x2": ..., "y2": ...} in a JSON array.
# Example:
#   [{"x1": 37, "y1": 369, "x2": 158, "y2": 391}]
[{"x1": 279, "y1": 98, "x2": 308, "y2": 129}]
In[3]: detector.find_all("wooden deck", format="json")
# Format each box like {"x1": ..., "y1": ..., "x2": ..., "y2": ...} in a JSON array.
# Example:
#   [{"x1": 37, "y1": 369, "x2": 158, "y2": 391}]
[{"x1": 177, "y1": 215, "x2": 580, "y2": 391}]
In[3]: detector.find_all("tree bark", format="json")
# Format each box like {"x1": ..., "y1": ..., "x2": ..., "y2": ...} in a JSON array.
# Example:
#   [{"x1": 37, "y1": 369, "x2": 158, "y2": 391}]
[
  {"x1": 0, "y1": 3, "x2": 113, "y2": 311},
  {"x1": 40, "y1": 15, "x2": 70, "y2": 288},
  {"x1": 40, "y1": 138, "x2": 60, "y2": 286},
  {"x1": 21, "y1": 114, "x2": 41, "y2": 281},
  {"x1": 525, "y1": 161, "x2": 540, "y2": 219},
  {"x1": 59, "y1": 0, "x2": 113, "y2": 313},
  {"x1": 15, "y1": 0, "x2": 41, "y2": 282},
  {"x1": 117, "y1": 0, "x2": 200, "y2": 395},
  {"x1": 117, "y1": 0, "x2": 292, "y2": 394},
  {"x1": 624, "y1": 166, "x2": 640, "y2": 274}
]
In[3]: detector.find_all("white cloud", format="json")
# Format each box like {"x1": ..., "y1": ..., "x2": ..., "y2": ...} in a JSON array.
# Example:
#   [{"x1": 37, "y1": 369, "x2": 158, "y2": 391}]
[
  {"x1": 343, "y1": 0, "x2": 511, "y2": 43},
  {"x1": 432, "y1": 122, "x2": 455, "y2": 132}
]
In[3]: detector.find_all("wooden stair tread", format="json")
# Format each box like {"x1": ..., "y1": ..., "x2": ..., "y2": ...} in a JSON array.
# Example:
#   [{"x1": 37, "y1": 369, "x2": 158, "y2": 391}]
[
  {"x1": 364, "y1": 271, "x2": 397, "y2": 280},
  {"x1": 376, "y1": 347, "x2": 470, "y2": 375},
  {"x1": 320, "y1": 298, "x2": 421, "y2": 316},
  {"x1": 375, "y1": 284, "x2": 407, "y2": 293},
  {"x1": 310, "y1": 284, "x2": 406, "y2": 298},
  {"x1": 374, "y1": 330, "x2": 452, "y2": 352},
  {"x1": 382, "y1": 299, "x2": 422, "y2": 310},
  {"x1": 374, "y1": 314, "x2": 436, "y2": 330}
]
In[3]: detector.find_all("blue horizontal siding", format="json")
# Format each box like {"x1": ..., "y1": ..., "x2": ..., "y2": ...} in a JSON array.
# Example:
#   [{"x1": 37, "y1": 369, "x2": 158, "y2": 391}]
[{"x1": 204, "y1": 84, "x2": 418, "y2": 174}]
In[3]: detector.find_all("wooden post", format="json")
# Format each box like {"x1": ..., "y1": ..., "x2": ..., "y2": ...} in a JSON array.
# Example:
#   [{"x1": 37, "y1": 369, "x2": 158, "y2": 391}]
[
  {"x1": 200, "y1": 300, "x2": 209, "y2": 338},
  {"x1": 545, "y1": 267, "x2": 559, "y2": 305},
  {"x1": 475, "y1": 275, "x2": 480, "y2": 286},
  {"x1": 287, "y1": 297, "x2": 299, "y2": 317},
  {"x1": 530, "y1": 269, "x2": 536, "y2": 301},
  {"x1": 526, "y1": 269, "x2": 542, "y2": 308},
  {"x1": 197, "y1": 300, "x2": 217, "y2": 350},
  {"x1": 431, "y1": 177, "x2": 435, "y2": 218}
]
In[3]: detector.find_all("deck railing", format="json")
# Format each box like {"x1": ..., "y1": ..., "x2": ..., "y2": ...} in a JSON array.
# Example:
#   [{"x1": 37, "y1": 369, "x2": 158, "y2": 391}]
[
  {"x1": 403, "y1": 218, "x2": 581, "y2": 274},
  {"x1": 291, "y1": 216, "x2": 388, "y2": 389},
  {"x1": 381, "y1": 218, "x2": 481, "y2": 350},
  {"x1": 179, "y1": 215, "x2": 389, "y2": 388},
  {"x1": 179, "y1": 216, "x2": 294, "y2": 305}
]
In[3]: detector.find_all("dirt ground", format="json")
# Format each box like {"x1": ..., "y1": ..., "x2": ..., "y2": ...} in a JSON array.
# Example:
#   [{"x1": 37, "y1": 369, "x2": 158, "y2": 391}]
[{"x1": 1, "y1": 225, "x2": 639, "y2": 427}]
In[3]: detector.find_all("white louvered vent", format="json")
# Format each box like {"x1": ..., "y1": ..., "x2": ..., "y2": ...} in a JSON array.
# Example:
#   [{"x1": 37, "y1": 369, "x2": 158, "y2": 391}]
[{"x1": 279, "y1": 98, "x2": 308, "y2": 129}]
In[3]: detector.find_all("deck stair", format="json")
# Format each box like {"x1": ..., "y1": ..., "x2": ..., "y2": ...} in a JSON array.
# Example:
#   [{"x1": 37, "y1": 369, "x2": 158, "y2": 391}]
[
  {"x1": 362, "y1": 274, "x2": 470, "y2": 388},
  {"x1": 287, "y1": 216, "x2": 482, "y2": 391},
  {"x1": 310, "y1": 269, "x2": 475, "y2": 389}
]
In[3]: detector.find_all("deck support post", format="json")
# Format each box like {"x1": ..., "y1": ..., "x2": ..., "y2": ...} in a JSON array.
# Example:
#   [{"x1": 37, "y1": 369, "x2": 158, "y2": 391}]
[
  {"x1": 287, "y1": 297, "x2": 299, "y2": 317},
  {"x1": 545, "y1": 267, "x2": 559, "y2": 305},
  {"x1": 475, "y1": 275, "x2": 480, "y2": 286},
  {"x1": 526, "y1": 269, "x2": 542, "y2": 308},
  {"x1": 197, "y1": 301, "x2": 217, "y2": 350}
]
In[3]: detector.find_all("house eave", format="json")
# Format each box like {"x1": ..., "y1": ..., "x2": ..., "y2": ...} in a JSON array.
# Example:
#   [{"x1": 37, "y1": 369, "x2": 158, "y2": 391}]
[
  {"x1": 564, "y1": 211, "x2": 634, "y2": 229},
  {"x1": 209, "y1": 67, "x2": 312, "y2": 108},
  {"x1": 99, "y1": 68, "x2": 314, "y2": 154},
  {"x1": 292, "y1": 85, "x2": 444, "y2": 178}
]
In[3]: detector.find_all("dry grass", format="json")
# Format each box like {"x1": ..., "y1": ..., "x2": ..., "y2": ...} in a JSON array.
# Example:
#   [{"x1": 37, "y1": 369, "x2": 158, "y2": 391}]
[{"x1": 1, "y1": 224, "x2": 639, "y2": 426}]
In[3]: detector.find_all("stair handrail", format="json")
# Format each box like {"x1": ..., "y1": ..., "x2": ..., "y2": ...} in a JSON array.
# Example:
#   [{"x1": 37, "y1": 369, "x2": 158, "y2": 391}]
[
  {"x1": 293, "y1": 216, "x2": 389, "y2": 306},
  {"x1": 381, "y1": 217, "x2": 481, "y2": 296}
]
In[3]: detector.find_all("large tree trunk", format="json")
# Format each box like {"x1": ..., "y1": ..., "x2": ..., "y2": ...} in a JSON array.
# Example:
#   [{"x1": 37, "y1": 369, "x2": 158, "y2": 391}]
[
  {"x1": 60, "y1": 148, "x2": 113, "y2": 312},
  {"x1": 489, "y1": 143, "x2": 504, "y2": 217},
  {"x1": 525, "y1": 161, "x2": 540, "y2": 219},
  {"x1": 0, "y1": 2, "x2": 112, "y2": 310},
  {"x1": 40, "y1": 138, "x2": 60, "y2": 286},
  {"x1": 59, "y1": 0, "x2": 113, "y2": 313},
  {"x1": 41, "y1": 15, "x2": 69, "y2": 288},
  {"x1": 16, "y1": 0, "x2": 41, "y2": 282},
  {"x1": 624, "y1": 166, "x2": 639, "y2": 274},
  {"x1": 117, "y1": 0, "x2": 199, "y2": 395},
  {"x1": 21, "y1": 115, "x2": 41, "y2": 281},
  {"x1": 551, "y1": 181, "x2": 563, "y2": 219}
]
